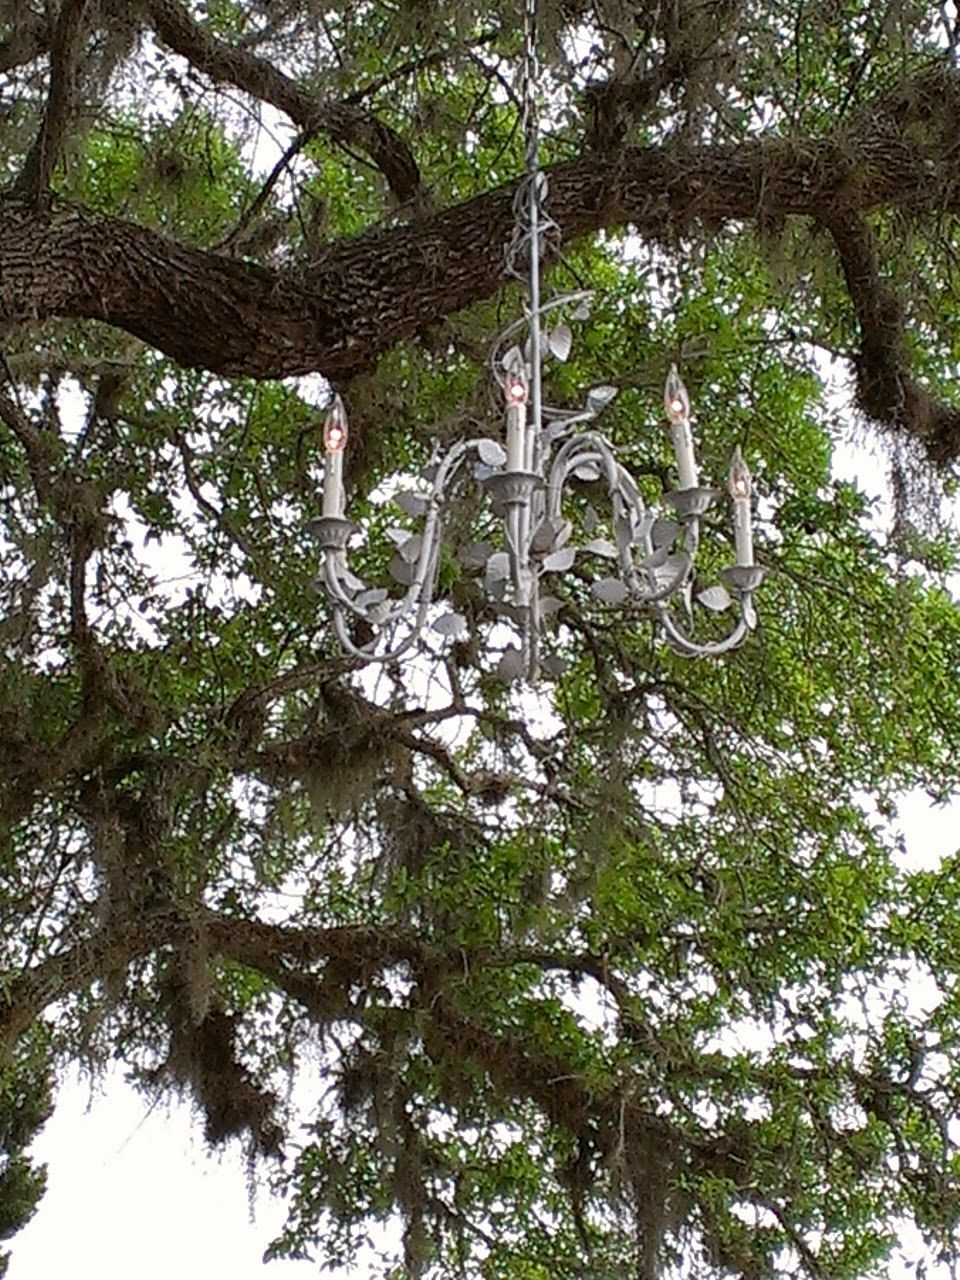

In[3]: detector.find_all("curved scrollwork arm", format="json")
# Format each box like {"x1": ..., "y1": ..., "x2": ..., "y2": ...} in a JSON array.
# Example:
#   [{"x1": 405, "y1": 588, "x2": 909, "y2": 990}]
[
  {"x1": 540, "y1": 431, "x2": 764, "y2": 656},
  {"x1": 310, "y1": 358, "x2": 766, "y2": 677},
  {"x1": 310, "y1": 439, "x2": 492, "y2": 663},
  {"x1": 489, "y1": 290, "x2": 593, "y2": 394}
]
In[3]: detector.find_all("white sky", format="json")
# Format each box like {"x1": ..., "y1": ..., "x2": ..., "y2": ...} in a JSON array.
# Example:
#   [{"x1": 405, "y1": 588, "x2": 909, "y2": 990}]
[{"x1": 8, "y1": 1074, "x2": 314, "y2": 1279}]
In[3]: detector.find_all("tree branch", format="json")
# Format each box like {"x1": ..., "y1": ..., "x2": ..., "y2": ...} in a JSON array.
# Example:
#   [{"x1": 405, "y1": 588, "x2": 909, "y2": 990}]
[
  {"x1": 1, "y1": 69, "x2": 960, "y2": 457},
  {"x1": 0, "y1": 11, "x2": 50, "y2": 73},
  {"x1": 146, "y1": 0, "x2": 422, "y2": 204},
  {"x1": 171, "y1": 428, "x2": 264, "y2": 567},
  {"x1": 585, "y1": 0, "x2": 739, "y2": 148},
  {"x1": 0, "y1": 136, "x2": 932, "y2": 364},
  {"x1": 0, "y1": 385, "x2": 63, "y2": 502},
  {"x1": 15, "y1": 0, "x2": 92, "y2": 198},
  {"x1": 827, "y1": 213, "x2": 960, "y2": 464},
  {"x1": 211, "y1": 130, "x2": 309, "y2": 255},
  {"x1": 0, "y1": 914, "x2": 170, "y2": 1048}
]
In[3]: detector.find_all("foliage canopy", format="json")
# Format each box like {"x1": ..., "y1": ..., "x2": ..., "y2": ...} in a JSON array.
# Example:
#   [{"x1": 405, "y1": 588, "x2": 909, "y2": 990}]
[{"x1": 2, "y1": 1, "x2": 960, "y2": 1277}]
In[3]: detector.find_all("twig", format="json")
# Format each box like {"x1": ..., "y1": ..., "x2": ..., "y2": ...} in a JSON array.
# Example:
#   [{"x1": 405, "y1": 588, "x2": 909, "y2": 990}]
[
  {"x1": 147, "y1": 0, "x2": 422, "y2": 203},
  {"x1": 212, "y1": 130, "x2": 312, "y2": 253},
  {"x1": 172, "y1": 429, "x2": 264, "y2": 567}
]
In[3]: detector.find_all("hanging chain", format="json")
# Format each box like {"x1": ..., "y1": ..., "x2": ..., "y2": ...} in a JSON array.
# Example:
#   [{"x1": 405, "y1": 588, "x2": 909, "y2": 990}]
[
  {"x1": 504, "y1": 0, "x2": 556, "y2": 286},
  {"x1": 521, "y1": 0, "x2": 540, "y2": 178}
]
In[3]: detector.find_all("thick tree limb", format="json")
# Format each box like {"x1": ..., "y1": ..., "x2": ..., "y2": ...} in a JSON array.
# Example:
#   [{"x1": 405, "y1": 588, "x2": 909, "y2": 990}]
[
  {"x1": 827, "y1": 215, "x2": 960, "y2": 464},
  {"x1": 0, "y1": 915, "x2": 167, "y2": 1047},
  {"x1": 1, "y1": 81, "x2": 959, "y2": 456},
  {"x1": 146, "y1": 0, "x2": 421, "y2": 204},
  {"x1": 200, "y1": 906, "x2": 749, "y2": 1271},
  {"x1": 0, "y1": 137, "x2": 935, "y2": 369},
  {"x1": 15, "y1": 0, "x2": 92, "y2": 197}
]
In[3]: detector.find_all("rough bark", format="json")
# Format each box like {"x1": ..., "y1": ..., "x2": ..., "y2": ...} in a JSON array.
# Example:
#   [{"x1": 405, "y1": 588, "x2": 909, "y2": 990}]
[
  {"x1": 0, "y1": 11, "x2": 49, "y2": 73},
  {"x1": 3, "y1": 106, "x2": 958, "y2": 456},
  {"x1": 0, "y1": 130, "x2": 947, "y2": 376},
  {"x1": 15, "y1": 0, "x2": 92, "y2": 197},
  {"x1": 829, "y1": 215, "x2": 960, "y2": 464},
  {"x1": 4, "y1": 5, "x2": 960, "y2": 461}
]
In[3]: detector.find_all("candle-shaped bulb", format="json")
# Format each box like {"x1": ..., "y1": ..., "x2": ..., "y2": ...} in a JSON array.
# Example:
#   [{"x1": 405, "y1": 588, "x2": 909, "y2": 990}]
[
  {"x1": 729, "y1": 446, "x2": 751, "y2": 500},
  {"x1": 322, "y1": 395, "x2": 347, "y2": 517},
  {"x1": 505, "y1": 368, "x2": 528, "y2": 406},
  {"x1": 729, "y1": 446, "x2": 754, "y2": 566},
  {"x1": 664, "y1": 364, "x2": 691, "y2": 424},
  {"x1": 664, "y1": 364, "x2": 698, "y2": 489},
  {"x1": 324, "y1": 395, "x2": 348, "y2": 453},
  {"x1": 504, "y1": 368, "x2": 527, "y2": 471}
]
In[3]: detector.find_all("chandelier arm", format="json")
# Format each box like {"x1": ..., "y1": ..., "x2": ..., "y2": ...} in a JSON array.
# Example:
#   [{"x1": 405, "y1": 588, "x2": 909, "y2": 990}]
[
  {"x1": 545, "y1": 438, "x2": 720, "y2": 607},
  {"x1": 540, "y1": 408, "x2": 597, "y2": 433},
  {"x1": 399, "y1": 504, "x2": 445, "y2": 612},
  {"x1": 636, "y1": 552, "x2": 694, "y2": 603},
  {"x1": 431, "y1": 437, "x2": 480, "y2": 494},
  {"x1": 322, "y1": 556, "x2": 386, "y2": 617},
  {"x1": 653, "y1": 604, "x2": 751, "y2": 657},
  {"x1": 318, "y1": 436, "x2": 509, "y2": 661},
  {"x1": 321, "y1": 504, "x2": 444, "y2": 630},
  {"x1": 545, "y1": 433, "x2": 622, "y2": 513},
  {"x1": 327, "y1": 520, "x2": 444, "y2": 663},
  {"x1": 331, "y1": 606, "x2": 425, "y2": 664},
  {"x1": 675, "y1": 509, "x2": 708, "y2": 564},
  {"x1": 612, "y1": 466, "x2": 653, "y2": 557},
  {"x1": 545, "y1": 436, "x2": 639, "y2": 528},
  {"x1": 321, "y1": 552, "x2": 365, "y2": 611},
  {"x1": 321, "y1": 438, "x2": 484, "y2": 632},
  {"x1": 545, "y1": 444, "x2": 652, "y2": 597}
]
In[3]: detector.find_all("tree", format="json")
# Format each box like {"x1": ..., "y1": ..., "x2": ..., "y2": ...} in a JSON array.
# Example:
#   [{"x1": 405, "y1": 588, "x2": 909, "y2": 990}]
[
  {"x1": 0, "y1": 1040, "x2": 49, "y2": 1278},
  {"x1": 2, "y1": 1, "x2": 960, "y2": 1276}
]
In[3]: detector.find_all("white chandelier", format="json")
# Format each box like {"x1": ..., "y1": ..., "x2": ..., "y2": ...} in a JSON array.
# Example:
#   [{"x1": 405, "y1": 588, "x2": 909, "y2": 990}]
[{"x1": 309, "y1": 2, "x2": 765, "y2": 682}]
